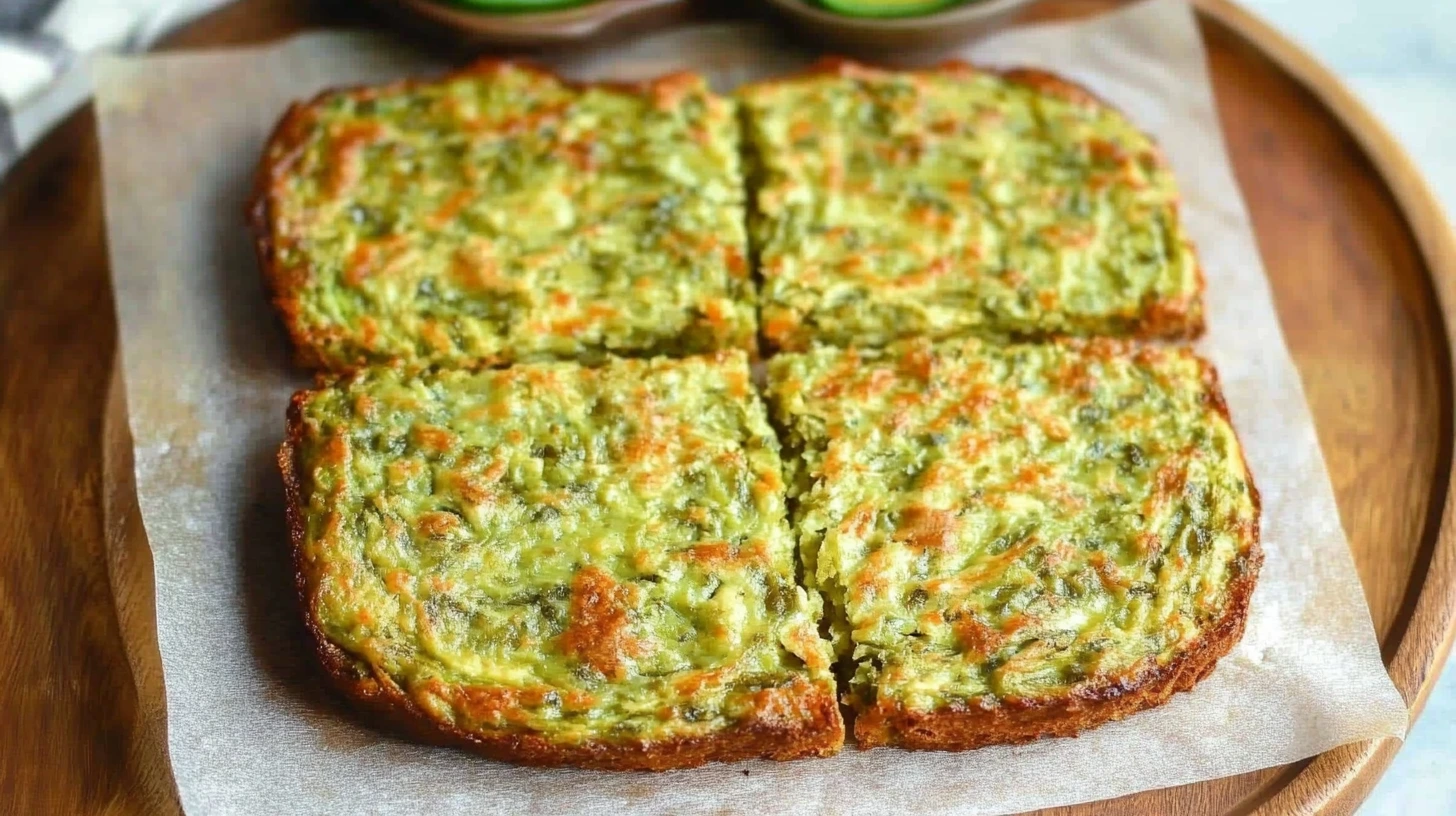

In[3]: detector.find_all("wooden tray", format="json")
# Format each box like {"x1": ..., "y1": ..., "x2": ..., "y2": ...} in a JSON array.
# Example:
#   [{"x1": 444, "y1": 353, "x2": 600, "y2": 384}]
[{"x1": 2, "y1": 0, "x2": 1452, "y2": 812}]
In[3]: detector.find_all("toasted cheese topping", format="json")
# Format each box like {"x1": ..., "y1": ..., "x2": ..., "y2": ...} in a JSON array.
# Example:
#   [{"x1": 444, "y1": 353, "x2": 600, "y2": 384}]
[
  {"x1": 739, "y1": 61, "x2": 1203, "y2": 351},
  {"x1": 264, "y1": 62, "x2": 755, "y2": 369},
  {"x1": 291, "y1": 352, "x2": 835, "y2": 743},
  {"x1": 767, "y1": 338, "x2": 1258, "y2": 712}
]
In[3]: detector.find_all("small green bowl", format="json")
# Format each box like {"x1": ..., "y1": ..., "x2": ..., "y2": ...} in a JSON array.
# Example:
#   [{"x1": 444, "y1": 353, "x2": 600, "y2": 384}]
[{"x1": 762, "y1": 0, "x2": 1039, "y2": 51}]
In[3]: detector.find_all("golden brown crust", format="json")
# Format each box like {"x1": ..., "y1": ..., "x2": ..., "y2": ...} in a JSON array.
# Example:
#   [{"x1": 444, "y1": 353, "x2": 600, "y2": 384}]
[
  {"x1": 740, "y1": 58, "x2": 1142, "y2": 127},
  {"x1": 995, "y1": 65, "x2": 1207, "y2": 340},
  {"x1": 741, "y1": 57, "x2": 1207, "y2": 343},
  {"x1": 255, "y1": 57, "x2": 1206, "y2": 369},
  {"x1": 280, "y1": 392, "x2": 844, "y2": 769},
  {"x1": 248, "y1": 59, "x2": 721, "y2": 373},
  {"x1": 250, "y1": 103, "x2": 326, "y2": 370},
  {"x1": 269, "y1": 57, "x2": 1231, "y2": 760},
  {"x1": 853, "y1": 357, "x2": 1260, "y2": 750}
]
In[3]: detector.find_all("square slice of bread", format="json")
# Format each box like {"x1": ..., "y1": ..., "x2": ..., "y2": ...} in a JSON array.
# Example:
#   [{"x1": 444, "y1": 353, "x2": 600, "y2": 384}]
[
  {"x1": 739, "y1": 59, "x2": 1205, "y2": 352},
  {"x1": 282, "y1": 352, "x2": 842, "y2": 768},
  {"x1": 253, "y1": 61, "x2": 754, "y2": 371},
  {"x1": 766, "y1": 338, "x2": 1259, "y2": 749}
]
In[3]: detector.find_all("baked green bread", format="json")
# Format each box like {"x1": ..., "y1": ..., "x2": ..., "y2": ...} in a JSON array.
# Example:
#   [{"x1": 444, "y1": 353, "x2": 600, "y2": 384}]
[
  {"x1": 281, "y1": 352, "x2": 842, "y2": 768},
  {"x1": 252, "y1": 60, "x2": 754, "y2": 371},
  {"x1": 739, "y1": 59, "x2": 1205, "y2": 352},
  {"x1": 766, "y1": 338, "x2": 1259, "y2": 749}
]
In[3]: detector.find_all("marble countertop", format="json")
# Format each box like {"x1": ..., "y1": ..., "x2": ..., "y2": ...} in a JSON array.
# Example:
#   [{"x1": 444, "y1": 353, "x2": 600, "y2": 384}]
[{"x1": 1235, "y1": 1, "x2": 1456, "y2": 813}]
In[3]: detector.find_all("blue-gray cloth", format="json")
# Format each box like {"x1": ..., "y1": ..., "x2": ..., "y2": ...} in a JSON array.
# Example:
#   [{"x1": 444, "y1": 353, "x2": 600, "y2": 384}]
[{"x1": 0, "y1": 0, "x2": 65, "y2": 174}]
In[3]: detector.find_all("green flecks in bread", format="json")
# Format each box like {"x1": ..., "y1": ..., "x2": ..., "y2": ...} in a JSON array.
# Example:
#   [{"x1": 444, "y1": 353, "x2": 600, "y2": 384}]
[
  {"x1": 739, "y1": 60, "x2": 1203, "y2": 352},
  {"x1": 766, "y1": 337, "x2": 1259, "y2": 747},
  {"x1": 270, "y1": 58, "x2": 1258, "y2": 761},
  {"x1": 256, "y1": 62, "x2": 755, "y2": 370},
  {"x1": 285, "y1": 352, "x2": 841, "y2": 766}
]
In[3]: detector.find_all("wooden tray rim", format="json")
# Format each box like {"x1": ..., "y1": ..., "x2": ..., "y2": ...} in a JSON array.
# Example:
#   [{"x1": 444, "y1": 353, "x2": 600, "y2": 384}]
[
  {"x1": 1190, "y1": 0, "x2": 1456, "y2": 811},
  {"x1": 89, "y1": 1, "x2": 1456, "y2": 813}
]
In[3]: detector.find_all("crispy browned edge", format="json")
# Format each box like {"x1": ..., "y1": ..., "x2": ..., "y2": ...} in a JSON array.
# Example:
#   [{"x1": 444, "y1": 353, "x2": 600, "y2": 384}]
[
  {"x1": 851, "y1": 348, "x2": 1262, "y2": 750},
  {"x1": 740, "y1": 57, "x2": 1208, "y2": 352},
  {"x1": 278, "y1": 384, "x2": 845, "y2": 770},
  {"x1": 247, "y1": 59, "x2": 750, "y2": 373},
  {"x1": 262, "y1": 56, "x2": 1229, "y2": 762}
]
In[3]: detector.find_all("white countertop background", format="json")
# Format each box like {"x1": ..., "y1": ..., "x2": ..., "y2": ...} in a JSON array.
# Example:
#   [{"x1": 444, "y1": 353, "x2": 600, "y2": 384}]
[{"x1": 1236, "y1": 2, "x2": 1455, "y2": 814}]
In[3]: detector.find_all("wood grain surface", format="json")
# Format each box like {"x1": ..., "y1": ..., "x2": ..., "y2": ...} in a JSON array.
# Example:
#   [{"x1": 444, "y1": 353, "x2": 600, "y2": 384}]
[{"x1": 0, "y1": 0, "x2": 1451, "y2": 813}]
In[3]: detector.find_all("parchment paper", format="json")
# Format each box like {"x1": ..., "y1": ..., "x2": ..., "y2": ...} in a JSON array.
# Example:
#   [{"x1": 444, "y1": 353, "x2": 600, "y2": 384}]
[{"x1": 94, "y1": 1, "x2": 1409, "y2": 813}]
